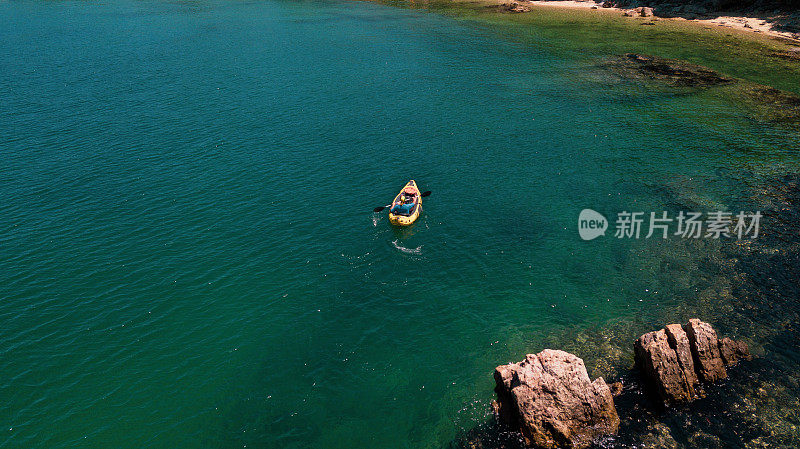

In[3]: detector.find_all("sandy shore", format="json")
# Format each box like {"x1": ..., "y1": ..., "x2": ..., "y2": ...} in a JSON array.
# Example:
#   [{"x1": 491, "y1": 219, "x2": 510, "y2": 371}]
[{"x1": 517, "y1": 0, "x2": 800, "y2": 42}]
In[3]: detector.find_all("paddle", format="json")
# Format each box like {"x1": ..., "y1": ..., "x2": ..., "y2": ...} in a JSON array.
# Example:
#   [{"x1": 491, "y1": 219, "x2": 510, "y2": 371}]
[{"x1": 373, "y1": 191, "x2": 431, "y2": 212}]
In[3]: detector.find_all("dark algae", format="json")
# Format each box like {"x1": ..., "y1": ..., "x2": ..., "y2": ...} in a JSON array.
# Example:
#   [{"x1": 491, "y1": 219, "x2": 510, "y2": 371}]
[
  {"x1": 743, "y1": 85, "x2": 800, "y2": 125},
  {"x1": 602, "y1": 52, "x2": 800, "y2": 126},
  {"x1": 608, "y1": 53, "x2": 736, "y2": 86}
]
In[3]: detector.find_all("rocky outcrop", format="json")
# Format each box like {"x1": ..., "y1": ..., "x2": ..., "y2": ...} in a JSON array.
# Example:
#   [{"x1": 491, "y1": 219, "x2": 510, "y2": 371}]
[
  {"x1": 664, "y1": 324, "x2": 699, "y2": 388},
  {"x1": 634, "y1": 319, "x2": 750, "y2": 405},
  {"x1": 634, "y1": 329, "x2": 697, "y2": 403},
  {"x1": 684, "y1": 318, "x2": 727, "y2": 382},
  {"x1": 493, "y1": 349, "x2": 619, "y2": 449},
  {"x1": 622, "y1": 6, "x2": 654, "y2": 16},
  {"x1": 485, "y1": 2, "x2": 531, "y2": 13}
]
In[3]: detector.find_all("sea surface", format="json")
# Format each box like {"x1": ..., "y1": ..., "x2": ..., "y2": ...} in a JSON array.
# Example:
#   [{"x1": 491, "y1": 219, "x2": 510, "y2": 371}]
[{"x1": 2, "y1": 1, "x2": 800, "y2": 448}]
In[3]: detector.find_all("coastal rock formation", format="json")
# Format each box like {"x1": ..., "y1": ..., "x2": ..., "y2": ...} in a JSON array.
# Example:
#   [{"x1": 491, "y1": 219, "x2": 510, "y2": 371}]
[
  {"x1": 611, "y1": 0, "x2": 800, "y2": 38},
  {"x1": 663, "y1": 324, "x2": 698, "y2": 389},
  {"x1": 486, "y1": 2, "x2": 531, "y2": 13},
  {"x1": 493, "y1": 349, "x2": 620, "y2": 449},
  {"x1": 634, "y1": 328, "x2": 697, "y2": 403},
  {"x1": 634, "y1": 319, "x2": 751, "y2": 404},
  {"x1": 683, "y1": 318, "x2": 727, "y2": 382},
  {"x1": 622, "y1": 6, "x2": 653, "y2": 17}
]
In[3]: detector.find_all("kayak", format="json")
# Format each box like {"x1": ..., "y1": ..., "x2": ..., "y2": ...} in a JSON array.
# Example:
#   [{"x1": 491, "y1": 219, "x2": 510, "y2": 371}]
[{"x1": 388, "y1": 180, "x2": 421, "y2": 226}]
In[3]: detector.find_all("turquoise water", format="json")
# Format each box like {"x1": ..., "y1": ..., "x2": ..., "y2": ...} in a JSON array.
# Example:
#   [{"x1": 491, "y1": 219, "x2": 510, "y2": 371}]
[{"x1": 2, "y1": 1, "x2": 800, "y2": 448}]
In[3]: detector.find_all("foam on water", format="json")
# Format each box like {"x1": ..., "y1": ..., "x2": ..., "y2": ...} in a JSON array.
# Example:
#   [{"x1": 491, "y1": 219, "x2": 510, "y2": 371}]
[{"x1": 391, "y1": 239, "x2": 423, "y2": 255}]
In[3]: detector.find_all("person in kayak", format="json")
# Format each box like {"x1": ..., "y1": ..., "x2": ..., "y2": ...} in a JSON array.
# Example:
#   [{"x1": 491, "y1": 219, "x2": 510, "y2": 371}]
[{"x1": 391, "y1": 190, "x2": 417, "y2": 215}]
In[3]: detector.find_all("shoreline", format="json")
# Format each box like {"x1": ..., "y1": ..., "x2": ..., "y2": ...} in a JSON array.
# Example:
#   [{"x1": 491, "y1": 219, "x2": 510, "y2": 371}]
[
  {"x1": 492, "y1": 0, "x2": 800, "y2": 43},
  {"x1": 374, "y1": 0, "x2": 800, "y2": 95}
]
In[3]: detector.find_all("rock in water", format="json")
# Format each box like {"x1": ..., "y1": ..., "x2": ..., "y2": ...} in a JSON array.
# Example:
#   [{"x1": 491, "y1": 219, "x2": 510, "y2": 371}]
[
  {"x1": 664, "y1": 324, "x2": 699, "y2": 388},
  {"x1": 607, "y1": 54, "x2": 735, "y2": 87},
  {"x1": 493, "y1": 349, "x2": 620, "y2": 449},
  {"x1": 608, "y1": 381, "x2": 624, "y2": 397},
  {"x1": 718, "y1": 337, "x2": 750, "y2": 366},
  {"x1": 485, "y1": 2, "x2": 531, "y2": 13},
  {"x1": 742, "y1": 85, "x2": 800, "y2": 126},
  {"x1": 683, "y1": 318, "x2": 727, "y2": 382},
  {"x1": 634, "y1": 329, "x2": 696, "y2": 404},
  {"x1": 634, "y1": 319, "x2": 751, "y2": 405}
]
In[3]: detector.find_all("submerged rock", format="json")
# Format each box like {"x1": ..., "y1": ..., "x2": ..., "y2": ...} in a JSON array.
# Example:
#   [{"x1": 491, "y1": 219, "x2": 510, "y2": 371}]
[
  {"x1": 768, "y1": 48, "x2": 800, "y2": 61},
  {"x1": 743, "y1": 85, "x2": 800, "y2": 125},
  {"x1": 493, "y1": 349, "x2": 620, "y2": 449},
  {"x1": 634, "y1": 319, "x2": 751, "y2": 405},
  {"x1": 719, "y1": 337, "x2": 750, "y2": 366},
  {"x1": 609, "y1": 381, "x2": 624, "y2": 396},
  {"x1": 607, "y1": 52, "x2": 799, "y2": 126},
  {"x1": 608, "y1": 53, "x2": 735, "y2": 87}
]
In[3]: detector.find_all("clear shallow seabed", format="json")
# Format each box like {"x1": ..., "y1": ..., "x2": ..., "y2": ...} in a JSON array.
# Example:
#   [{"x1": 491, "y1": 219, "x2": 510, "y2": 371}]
[{"x1": 1, "y1": 1, "x2": 799, "y2": 448}]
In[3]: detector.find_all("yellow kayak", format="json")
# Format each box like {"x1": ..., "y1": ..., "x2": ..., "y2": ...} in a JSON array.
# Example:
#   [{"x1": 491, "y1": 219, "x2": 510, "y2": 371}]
[{"x1": 388, "y1": 180, "x2": 422, "y2": 226}]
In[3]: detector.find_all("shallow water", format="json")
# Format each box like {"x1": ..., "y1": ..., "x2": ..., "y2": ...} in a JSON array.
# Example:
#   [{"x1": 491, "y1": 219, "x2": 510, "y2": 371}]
[{"x1": 1, "y1": 1, "x2": 799, "y2": 448}]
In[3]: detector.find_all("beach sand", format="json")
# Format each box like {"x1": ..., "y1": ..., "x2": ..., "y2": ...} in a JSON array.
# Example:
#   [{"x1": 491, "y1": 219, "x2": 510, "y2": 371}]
[{"x1": 494, "y1": 0, "x2": 800, "y2": 42}]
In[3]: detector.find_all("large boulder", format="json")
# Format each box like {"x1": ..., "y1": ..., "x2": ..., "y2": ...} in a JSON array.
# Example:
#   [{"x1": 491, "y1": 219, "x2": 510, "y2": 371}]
[
  {"x1": 664, "y1": 324, "x2": 699, "y2": 388},
  {"x1": 683, "y1": 318, "x2": 727, "y2": 382},
  {"x1": 634, "y1": 319, "x2": 751, "y2": 405},
  {"x1": 493, "y1": 349, "x2": 620, "y2": 449},
  {"x1": 634, "y1": 329, "x2": 696, "y2": 404}
]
